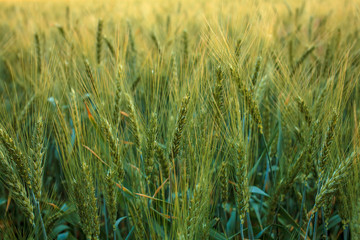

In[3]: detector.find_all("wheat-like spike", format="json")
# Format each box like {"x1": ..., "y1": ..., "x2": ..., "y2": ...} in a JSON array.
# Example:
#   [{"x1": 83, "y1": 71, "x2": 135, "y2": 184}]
[
  {"x1": 187, "y1": 183, "x2": 211, "y2": 239},
  {"x1": 112, "y1": 66, "x2": 123, "y2": 126},
  {"x1": 213, "y1": 65, "x2": 225, "y2": 124},
  {"x1": 31, "y1": 116, "x2": 45, "y2": 200},
  {"x1": 323, "y1": 197, "x2": 333, "y2": 230},
  {"x1": 314, "y1": 152, "x2": 355, "y2": 212},
  {"x1": 73, "y1": 180, "x2": 93, "y2": 239},
  {"x1": 0, "y1": 127, "x2": 32, "y2": 189},
  {"x1": 338, "y1": 187, "x2": 351, "y2": 228},
  {"x1": 145, "y1": 112, "x2": 157, "y2": 181},
  {"x1": 219, "y1": 160, "x2": 228, "y2": 202},
  {"x1": 231, "y1": 67, "x2": 263, "y2": 134},
  {"x1": 182, "y1": 30, "x2": 188, "y2": 67},
  {"x1": 70, "y1": 89, "x2": 82, "y2": 147},
  {"x1": 304, "y1": 120, "x2": 319, "y2": 179},
  {"x1": 83, "y1": 58, "x2": 99, "y2": 97},
  {"x1": 318, "y1": 110, "x2": 338, "y2": 179},
  {"x1": 0, "y1": 151, "x2": 34, "y2": 225},
  {"x1": 234, "y1": 140, "x2": 249, "y2": 224},
  {"x1": 56, "y1": 24, "x2": 67, "y2": 41},
  {"x1": 35, "y1": 33, "x2": 41, "y2": 73},
  {"x1": 84, "y1": 162, "x2": 100, "y2": 239},
  {"x1": 127, "y1": 21, "x2": 136, "y2": 54},
  {"x1": 296, "y1": 96, "x2": 312, "y2": 126},
  {"x1": 235, "y1": 38, "x2": 242, "y2": 58},
  {"x1": 169, "y1": 94, "x2": 190, "y2": 160},
  {"x1": 289, "y1": 39, "x2": 294, "y2": 68},
  {"x1": 104, "y1": 36, "x2": 116, "y2": 58},
  {"x1": 291, "y1": 45, "x2": 316, "y2": 75},
  {"x1": 156, "y1": 143, "x2": 170, "y2": 180},
  {"x1": 123, "y1": 93, "x2": 141, "y2": 149},
  {"x1": 150, "y1": 32, "x2": 161, "y2": 54},
  {"x1": 105, "y1": 169, "x2": 117, "y2": 232},
  {"x1": 131, "y1": 76, "x2": 141, "y2": 93},
  {"x1": 322, "y1": 43, "x2": 332, "y2": 77},
  {"x1": 171, "y1": 52, "x2": 179, "y2": 99},
  {"x1": 45, "y1": 210, "x2": 65, "y2": 235},
  {"x1": 251, "y1": 56, "x2": 262, "y2": 86},
  {"x1": 96, "y1": 19, "x2": 103, "y2": 64},
  {"x1": 73, "y1": 162, "x2": 100, "y2": 239},
  {"x1": 16, "y1": 94, "x2": 36, "y2": 131},
  {"x1": 127, "y1": 21, "x2": 137, "y2": 72},
  {"x1": 101, "y1": 117, "x2": 124, "y2": 181}
]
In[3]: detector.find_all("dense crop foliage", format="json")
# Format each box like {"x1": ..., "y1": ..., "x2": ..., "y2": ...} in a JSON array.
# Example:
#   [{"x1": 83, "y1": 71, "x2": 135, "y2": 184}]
[{"x1": 0, "y1": 0, "x2": 359, "y2": 239}]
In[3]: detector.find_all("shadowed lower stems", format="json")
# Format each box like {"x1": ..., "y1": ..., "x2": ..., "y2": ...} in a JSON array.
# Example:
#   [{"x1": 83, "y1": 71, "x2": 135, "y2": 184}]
[{"x1": 30, "y1": 190, "x2": 47, "y2": 240}]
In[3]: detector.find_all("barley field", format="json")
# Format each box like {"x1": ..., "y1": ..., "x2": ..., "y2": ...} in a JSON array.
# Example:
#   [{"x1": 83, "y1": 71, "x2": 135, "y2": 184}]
[{"x1": 0, "y1": 0, "x2": 359, "y2": 239}]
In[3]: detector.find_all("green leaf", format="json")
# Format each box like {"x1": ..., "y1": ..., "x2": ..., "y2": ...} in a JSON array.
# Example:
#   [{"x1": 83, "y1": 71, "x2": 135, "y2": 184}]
[{"x1": 250, "y1": 186, "x2": 270, "y2": 197}]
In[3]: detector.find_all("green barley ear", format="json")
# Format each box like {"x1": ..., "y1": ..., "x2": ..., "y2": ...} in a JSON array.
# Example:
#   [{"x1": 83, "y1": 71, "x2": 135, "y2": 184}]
[
  {"x1": 56, "y1": 24, "x2": 67, "y2": 41},
  {"x1": 314, "y1": 152, "x2": 356, "y2": 212},
  {"x1": 145, "y1": 112, "x2": 158, "y2": 182},
  {"x1": 16, "y1": 95, "x2": 36, "y2": 133},
  {"x1": 219, "y1": 160, "x2": 228, "y2": 202},
  {"x1": 45, "y1": 209, "x2": 65, "y2": 235},
  {"x1": 123, "y1": 93, "x2": 141, "y2": 149},
  {"x1": 127, "y1": 21, "x2": 137, "y2": 72},
  {"x1": 105, "y1": 169, "x2": 117, "y2": 232},
  {"x1": 231, "y1": 68, "x2": 263, "y2": 134},
  {"x1": 101, "y1": 117, "x2": 125, "y2": 181},
  {"x1": 0, "y1": 127, "x2": 32, "y2": 189},
  {"x1": 318, "y1": 109, "x2": 338, "y2": 179},
  {"x1": 104, "y1": 35, "x2": 116, "y2": 58},
  {"x1": 72, "y1": 162, "x2": 100, "y2": 239},
  {"x1": 96, "y1": 19, "x2": 103, "y2": 65},
  {"x1": 322, "y1": 43, "x2": 332, "y2": 77},
  {"x1": 296, "y1": 96, "x2": 312, "y2": 126},
  {"x1": 0, "y1": 150, "x2": 34, "y2": 225},
  {"x1": 213, "y1": 65, "x2": 225, "y2": 124},
  {"x1": 156, "y1": 142, "x2": 170, "y2": 180},
  {"x1": 235, "y1": 38, "x2": 242, "y2": 58},
  {"x1": 83, "y1": 58, "x2": 99, "y2": 97},
  {"x1": 166, "y1": 15, "x2": 171, "y2": 33},
  {"x1": 113, "y1": 66, "x2": 123, "y2": 126},
  {"x1": 182, "y1": 30, "x2": 188, "y2": 67},
  {"x1": 304, "y1": 120, "x2": 319, "y2": 179},
  {"x1": 170, "y1": 52, "x2": 179, "y2": 99},
  {"x1": 169, "y1": 93, "x2": 190, "y2": 161},
  {"x1": 31, "y1": 116, "x2": 45, "y2": 200},
  {"x1": 150, "y1": 31, "x2": 161, "y2": 54},
  {"x1": 291, "y1": 45, "x2": 316, "y2": 75},
  {"x1": 251, "y1": 56, "x2": 262, "y2": 86},
  {"x1": 288, "y1": 39, "x2": 294, "y2": 68},
  {"x1": 234, "y1": 140, "x2": 249, "y2": 224},
  {"x1": 35, "y1": 33, "x2": 41, "y2": 73}
]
